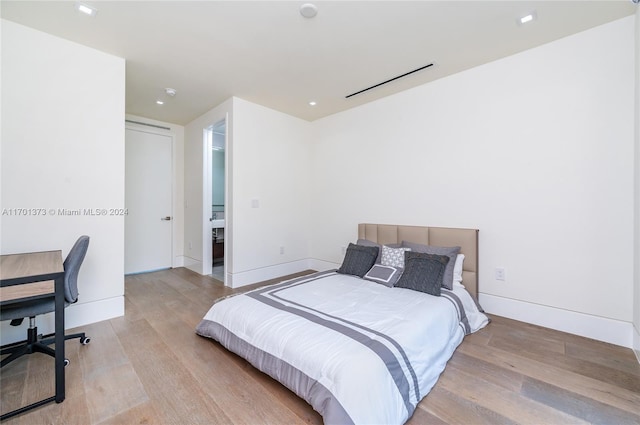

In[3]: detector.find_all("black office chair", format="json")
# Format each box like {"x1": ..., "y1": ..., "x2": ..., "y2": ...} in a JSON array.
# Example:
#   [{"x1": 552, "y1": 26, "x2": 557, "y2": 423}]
[{"x1": 0, "y1": 236, "x2": 91, "y2": 368}]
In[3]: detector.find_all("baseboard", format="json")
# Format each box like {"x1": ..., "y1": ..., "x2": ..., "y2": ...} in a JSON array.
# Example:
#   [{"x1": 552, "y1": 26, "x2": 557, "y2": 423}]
[
  {"x1": 65, "y1": 296, "x2": 125, "y2": 329},
  {"x1": 480, "y1": 293, "x2": 634, "y2": 348},
  {"x1": 179, "y1": 256, "x2": 339, "y2": 288},
  {"x1": 0, "y1": 296, "x2": 124, "y2": 346},
  {"x1": 307, "y1": 258, "x2": 340, "y2": 272},
  {"x1": 228, "y1": 259, "x2": 316, "y2": 288},
  {"x1": 173, "y1": 255, "x2": 185, "y2": 268},
  {"x1": 633, "y1": 323, "x2": 640, "y2": 364},
  {"x1": 182, "y1": 255, "x2": 203, "y2": 274}
]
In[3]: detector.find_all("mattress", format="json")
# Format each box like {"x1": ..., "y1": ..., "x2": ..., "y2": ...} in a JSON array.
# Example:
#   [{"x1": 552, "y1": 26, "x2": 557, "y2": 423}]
[{"x1": 196, "y1": 270, "x2": 488, "y2": 425}]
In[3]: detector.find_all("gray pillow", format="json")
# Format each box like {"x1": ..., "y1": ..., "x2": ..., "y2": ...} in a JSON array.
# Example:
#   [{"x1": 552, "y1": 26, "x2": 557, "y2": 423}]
[
  {"x1": 356, "y1": 239, "x2": 382, "y2": 263},
  {"x1": 401, "y1": 241, "x2": 460, "y2": 290},
  {"x1": 337, "y1": 243, "x2": 379, "y2": 277},
  {"x1": 394, "y1": 252, "x2": 450, "y2": 296},
  {"x1": 363, "y1": 264, "x2": 403, "y2": 287}
]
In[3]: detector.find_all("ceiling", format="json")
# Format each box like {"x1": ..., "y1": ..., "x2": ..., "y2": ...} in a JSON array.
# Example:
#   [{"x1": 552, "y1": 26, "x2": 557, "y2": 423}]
[{"x1": 1, "y1": 1, "x2": 635, "y2": 125}]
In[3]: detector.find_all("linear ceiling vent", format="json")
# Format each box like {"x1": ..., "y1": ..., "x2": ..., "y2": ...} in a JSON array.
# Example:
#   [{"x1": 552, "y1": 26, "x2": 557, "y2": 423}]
[{"x1": 345, "y1": 63, "x2": 434, "y2": 99}]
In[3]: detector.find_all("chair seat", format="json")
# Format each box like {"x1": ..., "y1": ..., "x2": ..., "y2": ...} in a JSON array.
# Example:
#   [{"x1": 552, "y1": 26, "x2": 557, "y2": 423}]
[{"x1": 1, "y1": 298, "x2": 71, "y2": 322}]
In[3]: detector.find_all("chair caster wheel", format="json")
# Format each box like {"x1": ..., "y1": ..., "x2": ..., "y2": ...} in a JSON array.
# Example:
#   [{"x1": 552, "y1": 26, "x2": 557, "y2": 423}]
[
  {"x1": 80, "y1": 336, "x2": 90, "y2": 345},
  {"x1": 64, "y1": 358, "x2": 70, "y2": 367}
]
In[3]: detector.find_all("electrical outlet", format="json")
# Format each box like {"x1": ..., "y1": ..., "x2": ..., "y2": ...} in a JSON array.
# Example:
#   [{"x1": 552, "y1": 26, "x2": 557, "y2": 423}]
[
  {"x1": 189, "y1": 241, "x2": 192, "y2": 250},
  {"x1": 280, "y1": 246, "x2": 285, "y2": 255},
  {"x1": 495, "y1": 267, "x2": 506, "y2": 281},
  {"x1": 341, "y1": 246, "x2": 346, "y2": 255}
]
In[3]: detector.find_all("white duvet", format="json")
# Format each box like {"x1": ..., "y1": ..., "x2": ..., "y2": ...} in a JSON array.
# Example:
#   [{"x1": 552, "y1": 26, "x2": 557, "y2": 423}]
[{"x1": 197, "y1": 271, "x2": 488, "y2": 425}]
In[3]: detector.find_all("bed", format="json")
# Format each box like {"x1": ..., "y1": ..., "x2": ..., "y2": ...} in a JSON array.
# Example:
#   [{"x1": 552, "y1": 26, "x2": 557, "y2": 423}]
[{"x1": 196, "y1": 224, "x2": 489, "y2": 424}]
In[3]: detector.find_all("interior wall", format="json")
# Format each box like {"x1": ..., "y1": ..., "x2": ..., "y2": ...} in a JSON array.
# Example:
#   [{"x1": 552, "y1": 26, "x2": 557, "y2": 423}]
[
  {"x1": 0, "y1": 20, "x2": 126, "y2": 343},
  {"x1": 310, "y1": 16, "x2": 635, "y2": 347},
  {"x1": 228, "y1": 98, "x2": 312, "y2": 287},
  {"x1": 124, "y1": 114, "x2": 185, "y2": 268},
  {"x1": 183, "y1": 97, "x2": 311, "y2": 286},
  {"x1": 633, "y1": 5, "x2": 640, "y2": 361},
  {"x1": 184, "y1": 98, "x2": 233, "y2": 274}
]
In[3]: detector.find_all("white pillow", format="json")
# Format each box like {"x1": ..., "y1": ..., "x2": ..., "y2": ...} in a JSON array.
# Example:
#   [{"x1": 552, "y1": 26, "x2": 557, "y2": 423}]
[
  {"x1": 381, "y1": 245, "x2": 411, "y2": 268},
  {"x1": 453, "y1": 254, "x2": 465, "y2": 283}
]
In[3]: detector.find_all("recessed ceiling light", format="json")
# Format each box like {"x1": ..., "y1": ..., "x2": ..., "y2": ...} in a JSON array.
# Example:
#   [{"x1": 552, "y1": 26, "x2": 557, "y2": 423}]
[
  {"x1": 75, "y1": 2, "x2": 97, "y2": 16},
  {"x1": 165, "y1": 88, "x2": 177, "y2": 97},
  {"x1": 520, "y1": 15, "x2": 533, "y2": 24},
  {"x1": 156, "y1": 100, "x2": 164, "y2": 105},
  {"x1": 309, "y1": 101, "x2": 317, "y2": 106},
  {"x1": 300, "y1": 3, "x2": 318, "y2": 19},
  {"x1": 518, "y1": 11, "x2": 537, "y2": 26}
]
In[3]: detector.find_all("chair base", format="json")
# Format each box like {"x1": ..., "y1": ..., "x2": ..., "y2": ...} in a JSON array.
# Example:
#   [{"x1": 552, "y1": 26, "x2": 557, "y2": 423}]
[{"x1": 0, "y1": 327, "x2": 90, "y2": 368}]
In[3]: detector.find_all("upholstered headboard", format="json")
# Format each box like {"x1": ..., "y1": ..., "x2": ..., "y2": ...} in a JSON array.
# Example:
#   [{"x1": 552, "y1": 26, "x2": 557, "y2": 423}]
[{"x1": 358, "y1": 223, "x2": 479, "y2": 299}]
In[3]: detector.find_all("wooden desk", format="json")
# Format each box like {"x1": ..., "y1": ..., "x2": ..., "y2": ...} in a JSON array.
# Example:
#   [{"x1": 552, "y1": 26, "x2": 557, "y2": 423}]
[{"x1": 0, "y1": 250, "x2": 66, "y2": 421}]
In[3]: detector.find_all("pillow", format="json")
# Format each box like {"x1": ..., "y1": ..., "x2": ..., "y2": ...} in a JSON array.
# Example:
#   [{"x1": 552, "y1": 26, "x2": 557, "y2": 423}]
[
  {"x1": 337, "y1": 243, "x2": 379, "y2": 277},
  {"x1": 363, "y1": 264, "x2": 403, "y2": 287},
  {"x1": 401, "y1": 241, "x2": 460, "y2": 290},
  {"x1": 453, "y1": 254, "x2": 465, "y2": 283},
  {"x1": 381, "y1": 245, "x2": 411, "y2": 268},
  {"x1": 356, "y1": 239, "x2": 382, "y2": 263},
  {"x1": 394, "y1": 252, "x2": 450, "y2": 296}
]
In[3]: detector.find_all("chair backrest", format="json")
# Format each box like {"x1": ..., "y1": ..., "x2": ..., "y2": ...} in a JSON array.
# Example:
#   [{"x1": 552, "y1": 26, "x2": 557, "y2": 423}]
[{"x1": 63, "y1": 235, "x2": 90, "y2": 303}]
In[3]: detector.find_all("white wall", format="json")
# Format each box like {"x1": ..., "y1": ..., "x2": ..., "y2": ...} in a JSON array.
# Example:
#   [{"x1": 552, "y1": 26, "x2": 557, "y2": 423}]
[
  {"x1": 310, "y1": 17, "x2": 636, "y2": 347},
  {"x1": 184, "y1": 98, "x2": 233, "y2": 275},
  {"x1": 633, "y1": 6, "x2": 640, "y2": 361},
  {"x1": 1, "y1": 20, "x2": 126, "y2": 343},
  {"x1": 125, "y1": 114, "x2": 185, "y2": 268},
  {"x1": 184, "y1": 97, "x2": 312, "y2": 287},
  {"x1": 229, "y1": 98, "x2": 312, "y2": 287}
]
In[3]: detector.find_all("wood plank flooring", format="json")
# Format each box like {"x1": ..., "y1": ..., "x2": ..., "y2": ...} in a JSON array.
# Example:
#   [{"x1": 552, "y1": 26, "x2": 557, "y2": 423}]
[{"x1": 1, "y1": 267, "x2": 639, "y2": 424}]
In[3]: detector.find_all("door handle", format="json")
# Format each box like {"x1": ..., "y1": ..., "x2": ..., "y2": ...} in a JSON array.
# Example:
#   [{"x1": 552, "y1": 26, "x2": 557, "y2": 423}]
[{"x1": 161, "y1": 216, "x2": 172, "y2": 221}]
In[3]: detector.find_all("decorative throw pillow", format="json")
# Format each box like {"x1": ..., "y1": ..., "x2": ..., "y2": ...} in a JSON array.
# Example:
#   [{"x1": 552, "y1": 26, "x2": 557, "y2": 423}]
[
  {"x1": 401, "y1": 241, "x2": 460, "y2": 290},
  {"x1": 394, "y1": 252, "x2": 450, "y2": 296},
  {"x1": 381, "y1": 245, "x2": 411, "y2": 268},
  {"x1": 337, "y1": 243, "x2": 379, "y2": 277},
  {"x1": 363, "y1": 264, "x2": 403, "y2": 287},
  {"x1": 356, "y1": 239, "x2": 382, "y2": 263}
]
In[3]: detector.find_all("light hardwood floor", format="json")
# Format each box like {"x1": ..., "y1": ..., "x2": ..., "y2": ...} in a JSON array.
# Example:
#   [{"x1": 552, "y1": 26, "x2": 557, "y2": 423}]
[{"x1": 1, "y1": 267, "x2": 639, "y2": 424}]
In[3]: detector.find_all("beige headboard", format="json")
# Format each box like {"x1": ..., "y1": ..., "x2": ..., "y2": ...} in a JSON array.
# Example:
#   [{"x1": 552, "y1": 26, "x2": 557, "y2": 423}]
[{"x1": 358, "y1": 223, "x2": 479, "y2": 300}]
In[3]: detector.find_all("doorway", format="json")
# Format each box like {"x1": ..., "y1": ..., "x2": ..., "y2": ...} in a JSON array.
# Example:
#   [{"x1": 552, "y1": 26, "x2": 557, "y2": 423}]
[
  {"x1": 206, "y1": 119, "x2": 226, "y2": 282},
  {"x1": 124, "y1": 127, "x2": 173, "y2": 274}
]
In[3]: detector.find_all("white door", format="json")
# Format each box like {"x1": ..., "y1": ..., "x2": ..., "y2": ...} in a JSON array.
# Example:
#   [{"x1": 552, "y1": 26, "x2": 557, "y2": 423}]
[{"x1": 125, "y1": 128, "x2": 172, "y2": 274}]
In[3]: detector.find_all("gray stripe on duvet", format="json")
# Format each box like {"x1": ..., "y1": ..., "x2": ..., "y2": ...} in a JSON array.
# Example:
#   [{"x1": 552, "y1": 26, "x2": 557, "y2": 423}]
[
  {"x1": 268, "y1": 290, "x2": 420, "y2": 398},
  {"x1": 196, "y1": 320, "x2": 354, "y2": 425},
  {"x1": 253, "y1": 271, "x2": 420, "y2": 403},
  {"x1": 204, "y1": 272, "x2": 336, "y2": 307},
  {"x1": 440, "y1": 290, "x2": 470, "y2": 335},
  {"x1": 247, "y1": 289, "x2": 417, "y2": 416},
  {"x1": 248, "y1": 269, "x2": 337, "y2": 295}
]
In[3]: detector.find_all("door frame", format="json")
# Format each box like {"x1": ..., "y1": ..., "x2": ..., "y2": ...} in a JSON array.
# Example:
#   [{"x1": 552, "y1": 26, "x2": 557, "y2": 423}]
[
  {"x1": 202, "y1": 116, "x2": 228, "y2": 282},
  {"x1": 125, "y1": 121, "x2": 175, "y2": 272}
]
